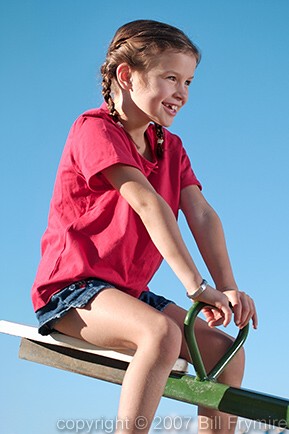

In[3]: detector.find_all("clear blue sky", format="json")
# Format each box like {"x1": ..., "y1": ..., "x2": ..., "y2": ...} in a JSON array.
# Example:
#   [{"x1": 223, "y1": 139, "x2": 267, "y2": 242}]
[{"x1": 1, "y1": 1, "x2": 289, "y2": 433}]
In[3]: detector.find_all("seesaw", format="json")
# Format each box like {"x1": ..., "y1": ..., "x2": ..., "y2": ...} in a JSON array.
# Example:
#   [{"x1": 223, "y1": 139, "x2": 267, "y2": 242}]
[{"x1": 1, "y1": 301, "x2": 288, "y2": 429}]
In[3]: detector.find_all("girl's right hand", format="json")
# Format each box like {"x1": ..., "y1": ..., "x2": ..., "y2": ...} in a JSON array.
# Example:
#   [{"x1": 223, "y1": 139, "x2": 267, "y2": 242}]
[
  {"x1": 195, "y1": 285, "x2": 257, "y2": 330},
  {"x1": 194, "y1": 285, "x2": 232, "y2": 327},
  {"x1": 193, "y1": 285, "x2": 233, "y2": 328}
]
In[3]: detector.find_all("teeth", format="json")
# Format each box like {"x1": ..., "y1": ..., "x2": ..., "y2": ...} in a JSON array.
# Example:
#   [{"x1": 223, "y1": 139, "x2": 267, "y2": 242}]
[{"x1": 164, "y1": 103, "x2": 178, "y2": 111}]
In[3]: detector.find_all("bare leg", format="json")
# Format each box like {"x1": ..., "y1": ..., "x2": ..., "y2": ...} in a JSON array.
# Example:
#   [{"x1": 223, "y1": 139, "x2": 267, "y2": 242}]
[
  {"x1": 53, "y1": 288, "x2": 183, "y2": 434},
  {"x1": 163, "y1": 303, "x2": 245, "y2": 434}
]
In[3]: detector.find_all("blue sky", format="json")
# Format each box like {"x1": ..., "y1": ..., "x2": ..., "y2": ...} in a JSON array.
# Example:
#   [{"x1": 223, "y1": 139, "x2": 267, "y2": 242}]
[{"x1": 1, "y1": 1, "x2": 289, "y2": 433}]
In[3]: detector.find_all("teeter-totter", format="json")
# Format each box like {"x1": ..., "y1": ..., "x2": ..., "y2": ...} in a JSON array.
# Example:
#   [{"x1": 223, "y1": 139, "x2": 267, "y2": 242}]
[{"x1": 1, "y1": 302, "x2": 288, "y2": 429}]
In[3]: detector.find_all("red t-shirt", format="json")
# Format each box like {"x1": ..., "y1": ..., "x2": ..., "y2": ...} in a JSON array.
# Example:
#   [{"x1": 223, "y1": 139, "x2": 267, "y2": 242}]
[{"x1": 31, "y1": 104, "x2": 201, "y2": 312}]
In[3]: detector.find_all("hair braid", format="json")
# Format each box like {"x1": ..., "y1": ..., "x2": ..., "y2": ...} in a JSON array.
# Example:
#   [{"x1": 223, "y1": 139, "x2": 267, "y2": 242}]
[
  {"x1": 155, "y1": 123, "x2": 164, "y2": 159},
  {"x1": 101, "y1": 63, "x2": 119, "y2": 122}
]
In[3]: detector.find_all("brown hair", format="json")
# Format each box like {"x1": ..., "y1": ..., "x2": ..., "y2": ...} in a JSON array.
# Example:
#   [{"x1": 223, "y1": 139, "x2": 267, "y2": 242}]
[{"x1": 101, "y1": 19, "x2": 201, "y2": 158}]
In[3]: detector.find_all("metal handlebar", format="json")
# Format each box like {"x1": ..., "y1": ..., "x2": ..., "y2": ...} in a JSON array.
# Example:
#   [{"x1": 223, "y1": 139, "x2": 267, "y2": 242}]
[{"x1": 184, "y1": 301, "x2": 249, "y2": 381}]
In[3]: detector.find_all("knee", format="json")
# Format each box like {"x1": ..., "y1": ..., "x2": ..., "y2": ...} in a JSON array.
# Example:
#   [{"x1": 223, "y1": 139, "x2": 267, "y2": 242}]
[
  {"x1": 223, "y1": 333, "x2": 245, "y2": 372},
  {"x1": 217, "y1": 334, "x2": 245, "y2": 386},
  {"x1": 225, "y1": 344, "x2": 245, "y2": 387},
  {"x1": 202, "y1": 329, "x2": 244, "y2": 368},
  {"x1": 232, "y1": 345, "x2": 245, "y2": 376},
  {"x1": 140, "y1": 315, "x2": 182, "y2": 366}
]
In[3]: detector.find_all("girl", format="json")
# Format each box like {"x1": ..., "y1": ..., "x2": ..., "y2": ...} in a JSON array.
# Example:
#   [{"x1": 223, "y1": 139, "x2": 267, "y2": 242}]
[{"x1": 32, "y1": 19, "x2": 257, "y2": 433}]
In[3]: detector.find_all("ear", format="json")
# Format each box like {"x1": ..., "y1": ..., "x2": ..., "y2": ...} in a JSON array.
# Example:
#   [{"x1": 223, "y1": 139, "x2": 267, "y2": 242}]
[{"x1": 116, "y1": 63, "x2": 133, "y2": 90}]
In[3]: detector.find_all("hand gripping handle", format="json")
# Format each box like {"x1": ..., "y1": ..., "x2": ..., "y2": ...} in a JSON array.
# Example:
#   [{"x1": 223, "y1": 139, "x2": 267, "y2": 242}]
[{"x1": 184, "y1": 301, "x2": 249, "y2": 381}]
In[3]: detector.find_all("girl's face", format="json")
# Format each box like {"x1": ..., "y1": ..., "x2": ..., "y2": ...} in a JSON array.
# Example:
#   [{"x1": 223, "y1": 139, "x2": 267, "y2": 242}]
[{"x1": 128, "y1": 51, "x2": 197, "y2": 128}]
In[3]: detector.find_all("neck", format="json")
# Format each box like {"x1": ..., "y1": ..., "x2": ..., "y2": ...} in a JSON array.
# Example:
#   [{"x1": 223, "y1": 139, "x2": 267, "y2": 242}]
[
  {"x1": 119, "y1": 119, "x2": 148, "y2": 148},
  {"x1": 114, "y1": 93, "x2": 150, "y2": 145},
  {"x1": 114, "y1": 107, "x2": 153, "y2": 161}
]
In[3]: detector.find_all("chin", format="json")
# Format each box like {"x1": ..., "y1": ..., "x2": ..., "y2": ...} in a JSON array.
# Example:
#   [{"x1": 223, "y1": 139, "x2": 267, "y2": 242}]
[
  {"x1": 153, "y1": 117, "x2": 173, "y2": 128},
  {"x1": 150, "y1": 114, "x2": 174, "y2": 128},
  {"x1": 162, "y1": 120, "x2": 174, "y2": 128}
]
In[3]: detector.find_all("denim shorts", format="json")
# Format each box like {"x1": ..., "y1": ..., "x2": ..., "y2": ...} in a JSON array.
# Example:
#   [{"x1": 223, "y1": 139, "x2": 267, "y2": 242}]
[{"x1": 36, "y1": 278, "x2": 175, "y2": 335}]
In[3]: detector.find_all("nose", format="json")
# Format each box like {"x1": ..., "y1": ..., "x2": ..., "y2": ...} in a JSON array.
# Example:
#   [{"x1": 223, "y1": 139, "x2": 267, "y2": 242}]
[{"x1": 174, "y1": 84, "x2": 188, "y2": 105}]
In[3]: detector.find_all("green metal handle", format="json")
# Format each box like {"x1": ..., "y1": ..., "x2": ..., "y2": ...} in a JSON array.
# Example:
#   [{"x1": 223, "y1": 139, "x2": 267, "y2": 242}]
[{"x1": 184, "y1": 301, "x2": 249, "y2": 381}]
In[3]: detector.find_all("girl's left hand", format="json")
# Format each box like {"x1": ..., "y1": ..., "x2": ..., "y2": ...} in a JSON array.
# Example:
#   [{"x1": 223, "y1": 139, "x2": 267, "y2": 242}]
[{"x1": 202, "y1": 289, "x2": 258, "y2": 329}]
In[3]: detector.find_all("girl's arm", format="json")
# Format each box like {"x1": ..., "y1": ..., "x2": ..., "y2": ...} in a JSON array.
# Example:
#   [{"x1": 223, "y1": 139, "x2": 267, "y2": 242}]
[
  {"x1": 180, "y1": 185, "x2": 257, "y2": 329},
  {"x1": 180, "y1": 185, "x2": 237, "y2": 291},
  {"x1": 102, "y1": 164, "x2": 234, "y2": 327}
]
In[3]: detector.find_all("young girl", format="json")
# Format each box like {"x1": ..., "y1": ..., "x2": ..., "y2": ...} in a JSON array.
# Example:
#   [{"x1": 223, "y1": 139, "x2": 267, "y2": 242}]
[{"x1": 32, "y1": 19, "x2": 257, "y2": 433}]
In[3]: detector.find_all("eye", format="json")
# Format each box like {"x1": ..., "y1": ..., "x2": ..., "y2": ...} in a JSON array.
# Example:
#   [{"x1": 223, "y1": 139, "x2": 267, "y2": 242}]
[
  {"x1": 167, "y1": 76, "x2": 177, "y2": 82},
  {"x1": 185, "y1": 79, "x2": 192, "y2": 87}
]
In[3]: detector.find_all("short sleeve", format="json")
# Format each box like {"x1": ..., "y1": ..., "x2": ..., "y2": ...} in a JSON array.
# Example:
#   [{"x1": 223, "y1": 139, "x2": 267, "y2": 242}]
[
  {"x1": 180, "y1": 146, "x2": 202, "y2": 190},
  {"x1": 70, "y1": 114, "x2": 142, "y2": 190}
]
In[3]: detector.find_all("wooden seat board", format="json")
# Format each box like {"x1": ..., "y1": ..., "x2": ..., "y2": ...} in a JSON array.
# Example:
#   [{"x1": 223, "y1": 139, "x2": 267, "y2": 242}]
[{"x1": 0, "y1": 320, "x2": 188, "y2": 373}]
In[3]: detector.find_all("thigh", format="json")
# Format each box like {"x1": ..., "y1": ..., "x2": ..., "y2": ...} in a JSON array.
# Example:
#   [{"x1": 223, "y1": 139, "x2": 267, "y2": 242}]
[
  {"x1": 163, "y1": 303, "x2": 235, "y2": 371},
  {"x1": 53, "y1": 287, "x2": 172, "y2": 351}
]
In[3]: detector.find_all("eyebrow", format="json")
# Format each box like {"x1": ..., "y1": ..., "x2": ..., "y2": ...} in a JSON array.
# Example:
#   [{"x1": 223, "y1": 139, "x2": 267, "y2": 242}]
[{"x1": 164, "y1": 70, "x2": 195, "y2": 79}]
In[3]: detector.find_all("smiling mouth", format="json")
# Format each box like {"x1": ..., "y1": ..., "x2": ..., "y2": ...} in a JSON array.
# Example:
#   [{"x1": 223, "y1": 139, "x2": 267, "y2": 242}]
[{"x1": 162, "y1": 102, "x2": 180, "y2": 115}]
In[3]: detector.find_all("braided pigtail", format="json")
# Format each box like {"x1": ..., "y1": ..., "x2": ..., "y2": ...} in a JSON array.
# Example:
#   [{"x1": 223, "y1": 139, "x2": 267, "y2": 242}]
[
  {"x1": 101, "y1": 63, "x2": 119, "y2": 122},
  {"x1": 155, "y1": 123, "x2": 164, "y2": 159}
]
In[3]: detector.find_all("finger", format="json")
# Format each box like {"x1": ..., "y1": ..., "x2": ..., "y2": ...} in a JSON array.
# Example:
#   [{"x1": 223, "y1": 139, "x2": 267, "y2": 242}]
[
  {"x1": 230, "y1": 293, "x2": 242, "y2": 326},
  {"x1": 208, "y1": 317, "x2": 224, "y2": 328},
  {"x1": 251, "y1": 299, "x2": 258, "y2": 329},
  {"x1": 247, "y1": 297, "x2": 258, "y2": 329},
  {"x1": 207, "y1": 309, "x2": 224, "y2": 327},
  {"x1": 201, "y1": 307, "x2": 215, "y2": 323},
  {"x1": 217, "y1": 302, "x2": 231, "y2": 327},
  {"x1": 222, "y1": 288, "x2": 242, "y2": 327},
  {"x1": 238, "y1": 293, "x2": 256, "y2": 329},
  {"x1": 237, "y1": 293, "x2": 250, "y2": 328},
  {"x1": 238, "y1": 292, "x2": 250, "y2": 328},
  {"x1": 202, "y1": 307, "x2": 223, "y2": 328}
]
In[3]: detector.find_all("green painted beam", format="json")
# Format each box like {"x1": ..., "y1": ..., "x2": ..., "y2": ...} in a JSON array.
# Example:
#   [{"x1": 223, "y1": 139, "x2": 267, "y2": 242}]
[{"x1": 164, "y1": 373, "x2": 289, "y2": 429}]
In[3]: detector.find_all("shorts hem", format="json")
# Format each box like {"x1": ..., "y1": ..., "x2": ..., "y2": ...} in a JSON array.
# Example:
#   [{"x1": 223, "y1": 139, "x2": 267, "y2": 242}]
[
  {"x1": 36, "y1": 280, "x2": 175, "y2": 336},
  {"x1": 36, "y1": 279, "x2": 115, "y2": 335}
]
